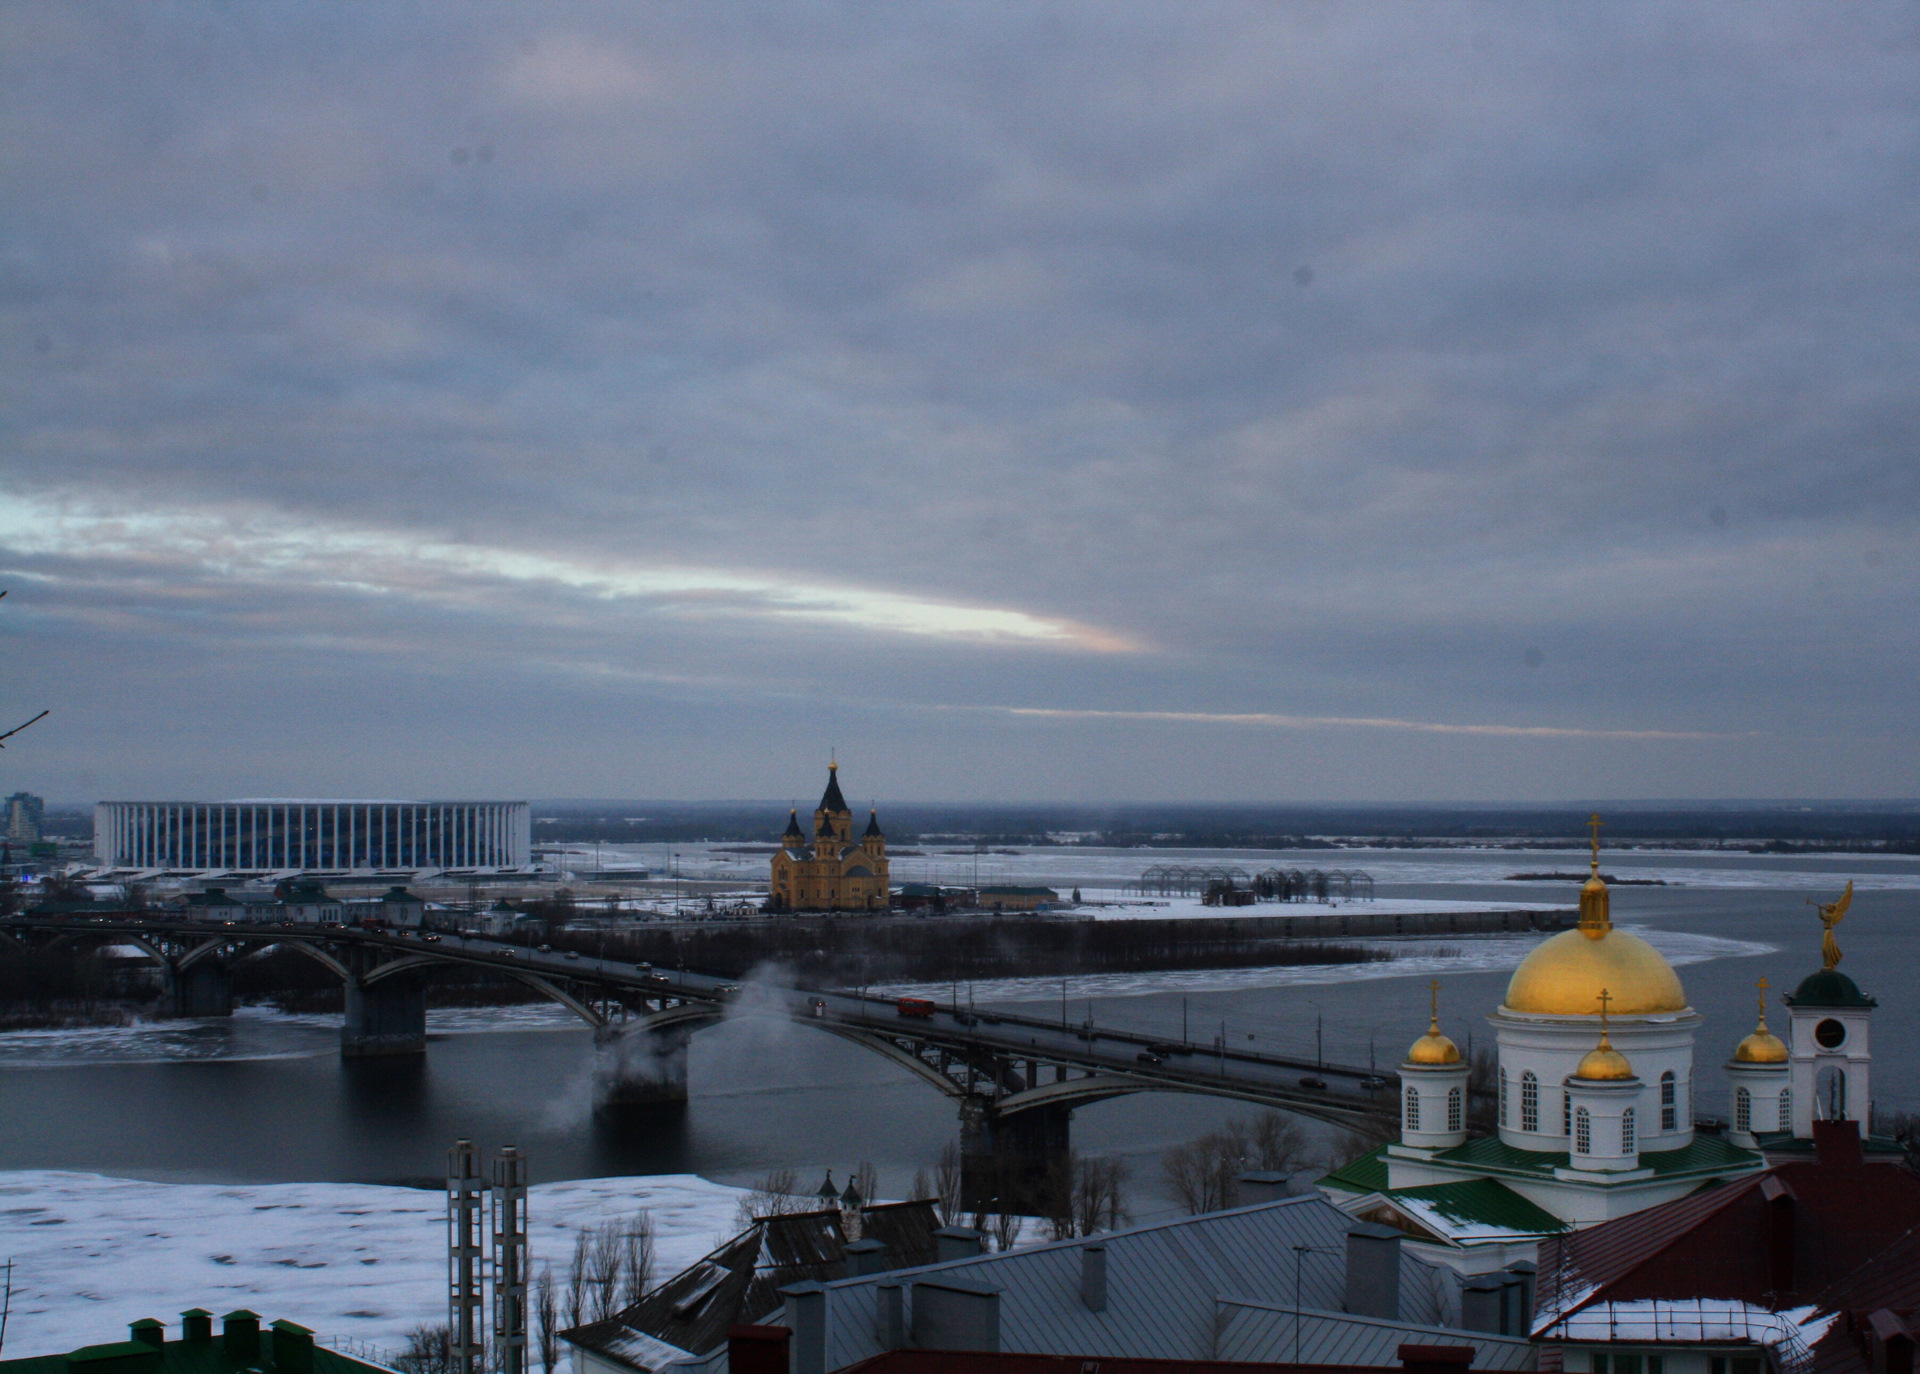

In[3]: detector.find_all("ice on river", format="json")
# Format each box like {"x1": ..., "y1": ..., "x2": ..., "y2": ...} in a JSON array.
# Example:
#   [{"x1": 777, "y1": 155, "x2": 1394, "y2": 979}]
[{"x1": 0, "y1": 1170, "x2": 751, "y2": 1363}]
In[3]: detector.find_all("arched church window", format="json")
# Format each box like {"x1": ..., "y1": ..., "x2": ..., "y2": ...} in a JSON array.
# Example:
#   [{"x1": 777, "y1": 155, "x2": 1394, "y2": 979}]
[
  {"x1": 1404, "y1": 1084, "x2": 1420, "y2": 1132},
  {"x1": 1447, "y1": 1086, "x2": 1463, "y2": 1133},
  {"x1": 1661, "y1": 1071, "x2": 1677, "y2": 1131},
  {"x1": 1779, "y1": 1087, "x2": 1791, "y2": 1128},
  {"x1": 1563, "y1": 1091, "x2": 1571, "y2": 1138},
  {"x1": 1622, "y1": 1107, "x2": 1636, "y2": 1155},
  {"x1": 1520, "y1": 1072, "x2": 1539, "y2": 1132},
  {"x1": 1575, "y1": 1107, "x2": 1592, "y2": 1155},
  {"x1": 1500, "y1": 1070, "x2": 1509, "y2": 1125},
  {"x1": 1735, "y1": 1087, "x2": 1751, "y2": 1133}
]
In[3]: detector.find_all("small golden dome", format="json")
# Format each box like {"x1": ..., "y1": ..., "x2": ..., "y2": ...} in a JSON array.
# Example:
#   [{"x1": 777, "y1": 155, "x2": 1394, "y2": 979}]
[
  {"x1": 1734, "y1": 977, "x2": 1788, "y2": 1063},
  {"x1": 1407, "y1": 979, "x2": 1462, "y2": 1065},
  {"x1": 1505, "y1": 927, "x2": 1687, "y2": 1015},
  {"x1": 1408, "y1": 1026, "x2": 1462, "y2": 1065},
  {"x1": 1734, "y1": 1028, "x2": 1788, "y2": 1064},
  {"x1": 1575, "y1": 1040, "x2": 1635, "y2": 1080}
]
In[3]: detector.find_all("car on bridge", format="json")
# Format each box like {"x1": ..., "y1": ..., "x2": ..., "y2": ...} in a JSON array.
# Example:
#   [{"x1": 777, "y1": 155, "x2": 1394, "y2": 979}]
[
  {"x1": 1136, "y1": 1050, "x2": 1165, "y2": 1066},
  {"x1": 808, "y1": 997, "x2": 829, "y2": 1018},
  {"x1": 896, "y1": 997, "x2": 935, "y2": 1019}
]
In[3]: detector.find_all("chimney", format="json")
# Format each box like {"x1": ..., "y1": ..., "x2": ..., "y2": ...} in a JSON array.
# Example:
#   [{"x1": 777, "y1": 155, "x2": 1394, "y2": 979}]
[
  {"x1": 1760, "y1": 1174, "x2": 1796, "y2": 1296},
  {"x1": 1814, "y1": 1118, "x2": 1864, "y2": 1167},
  {"x1": 846, "y1": 1238, "x2": 889, "y2": 1277},
  {"x1": 1460, "y1": 1276, "x2": 1507, "y2": 1334},
  {"x1": 1869, "y1": 1308, "x2": 1914, "y2": 1374},
  {"x1": 128, "y1": 1321, "x2": 164, "y2": 1349},
  {"x1": 1287, "y1": 1167, "x2": 1328, "y2": 1197},
  {"x1": 875, "y1": 1282, "x2": 906, "y2": 1350},
  {"x1": 780, "y1": 1284, "x2": 827, "y2": 1374},
  {"x1": 180, "y1": 1312, "x2": 213, "y2": 1344},
  {"x1": 911, "y1": 1277, "x2": 1000, "y2": 1352},
  {"x1": 222, "y1": 1311, "x2": 260, "y2": 1363},
  {"x1": 271, "y1": 1320, "x2": 315, "y2": 1374},
  {"x1": 1503, "y1": 1262, "x2": 1536, "y2": 1335},
  {"x1": 1344, "y1": 1223, "x2": 1403, "y2": 1320},
  {"x1": 1081, "y1": 1245, "x2": 1108, "y2": 1313},
  {"x1": 1236, "y1": 1172, "x2": 1289, "y2": 1206},
  {"x1": 933, "y1": 1226, "x2": 985, "y2": 1263},
  {"x1": 726, "y1": 1325, "x2": 791, "y2": 1374},
  {"x1": 1400, "y1": 1345, "x2": 1476, "y2": 1374}
]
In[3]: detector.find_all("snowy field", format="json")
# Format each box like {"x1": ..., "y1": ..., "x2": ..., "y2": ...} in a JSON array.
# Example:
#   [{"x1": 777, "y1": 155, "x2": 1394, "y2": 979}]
[{"x1": 0, "y1": 1171, "x2": 751, "y2": 1362}]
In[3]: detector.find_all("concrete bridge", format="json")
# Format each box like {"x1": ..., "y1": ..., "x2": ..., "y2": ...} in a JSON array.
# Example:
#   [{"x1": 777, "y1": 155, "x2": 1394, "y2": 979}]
[{"x1": 3, "y1": 914, "x2": 1399, "y2": 1207}]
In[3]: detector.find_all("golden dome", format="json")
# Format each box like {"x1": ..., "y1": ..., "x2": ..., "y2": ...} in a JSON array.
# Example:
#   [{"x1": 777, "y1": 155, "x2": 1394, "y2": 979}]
[
  {"x1": 1408, "y1": 1026, "x2": 1462, "y2": 1065},
  {"x1": 1505, "y1": 926, "x2": 1687, "y2": 1015},
  {"x1": 1406, "y1": 979, "x2": 1462, "y2": 1065},
  {"x1": 1575, "y1": 1040, "x2": 1635, "y2": 1081},
  {"x1": 1733, "y1": 977, "x2": 1788, "y2": 1064}
]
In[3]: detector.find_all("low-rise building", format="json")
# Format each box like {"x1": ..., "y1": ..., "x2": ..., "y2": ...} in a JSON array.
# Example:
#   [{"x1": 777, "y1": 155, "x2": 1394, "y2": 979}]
[
  {"x1": 276, "y1": 879, "x2": 344, "y2": 924},
  {"x1": 0, "y1": 1310, "x2": 390, "y2": 1374},
  {"x1": 177, "y1": 886, "x2": 275, "y2": 922},
  {"x1": 975, "y1": 887, "x2": 1059, "y2": 912}
]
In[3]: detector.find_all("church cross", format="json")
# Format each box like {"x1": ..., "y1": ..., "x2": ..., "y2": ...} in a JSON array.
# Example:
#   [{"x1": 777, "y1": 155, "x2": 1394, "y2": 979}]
[
  {"x1": 1587, "y1": 813, "x2": 1604, "y2": 876},
  {"x1": 1757, "y1": 976, "x2": 1769, "y2": 1017},
  {"x1": 1596, "y1": 987, "x2": 1612, "y2": 1032}
]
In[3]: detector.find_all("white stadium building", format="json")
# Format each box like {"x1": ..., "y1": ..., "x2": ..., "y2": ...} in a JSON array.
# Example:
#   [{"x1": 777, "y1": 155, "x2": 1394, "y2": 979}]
[{"x1": 93, "y1": 799, "x2": 531, "y2": 872}]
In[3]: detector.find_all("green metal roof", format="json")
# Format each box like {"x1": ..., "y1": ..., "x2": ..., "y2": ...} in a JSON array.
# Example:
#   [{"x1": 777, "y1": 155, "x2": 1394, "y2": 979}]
[
  {"x1": 1376, "y1": 1178, "x2": 1571, "y2": 1238},
  {"x1": 1318, "y1": 1143, "x2": 1391, "y2": 1194},
  {"x1": 0, "y1": 1319, "x2": 386, "y2": 1374},
  {"x1": 1785, "y1": 967, "x2": 1876, "y2": 1009},
  {"x1": 1430, "y1": 1131, "x2": 1763, "y2": 1179}
]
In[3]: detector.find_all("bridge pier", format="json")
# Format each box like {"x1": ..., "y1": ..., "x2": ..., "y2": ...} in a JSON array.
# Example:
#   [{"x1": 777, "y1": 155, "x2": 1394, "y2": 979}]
[
  {"x1": 593, "y1": 1023, "x2": 691, "y2": 1109},
  {"x1": 167, "y1": 962, "x2": 234, "y2": 1018},
  {"x1": 342, "y1": 973, "x2": 427, "y2": 1057},
  {"x1": 960, "y1": 1100, "x2": 1072, "y2": 1214}
]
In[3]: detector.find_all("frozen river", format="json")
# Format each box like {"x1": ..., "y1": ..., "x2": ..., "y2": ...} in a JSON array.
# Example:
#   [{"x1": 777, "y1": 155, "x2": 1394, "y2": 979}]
[{"x1": 0, "y1": 847, "x2": 1913, "y2": 1354}]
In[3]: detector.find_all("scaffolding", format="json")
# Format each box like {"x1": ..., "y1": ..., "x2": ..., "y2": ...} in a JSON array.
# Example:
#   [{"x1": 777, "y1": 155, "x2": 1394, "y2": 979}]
[
  {"x1": 448, "y1": 1141, "x2": 486, "y2": 1374},
  {"x1": 492, "y1": 1149, "x2": 529, "y2": 1374}
]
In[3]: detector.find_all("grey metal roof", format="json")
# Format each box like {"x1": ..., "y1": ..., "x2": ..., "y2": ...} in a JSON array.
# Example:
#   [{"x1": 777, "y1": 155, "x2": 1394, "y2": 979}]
[
  {"x1": 1216, "y1": 1299, "x2": 1536, "y2": 1370},
  {"x1": 799, "y1": 1194, "x2": 1501, "y2": 1373}
]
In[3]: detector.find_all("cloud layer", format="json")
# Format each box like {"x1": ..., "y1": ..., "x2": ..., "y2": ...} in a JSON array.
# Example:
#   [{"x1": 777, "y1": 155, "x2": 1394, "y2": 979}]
[{"x1": 3, "y1": 3, "x2": 1917, "y2": 801}]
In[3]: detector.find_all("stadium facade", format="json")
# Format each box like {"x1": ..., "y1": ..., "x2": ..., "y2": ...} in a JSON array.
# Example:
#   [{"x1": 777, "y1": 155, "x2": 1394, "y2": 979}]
[{"x1": 93, "y1": 799, "x2": 531, "y2": 871}]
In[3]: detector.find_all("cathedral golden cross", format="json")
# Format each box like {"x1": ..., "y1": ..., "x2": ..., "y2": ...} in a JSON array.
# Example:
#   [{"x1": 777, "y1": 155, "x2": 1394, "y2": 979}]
[
  {"x1": 1587, "y1": 813, "x2": 1603, "y2": 876},
  {"x1": 1596, "y1": 987, "x2": 1612, "y2": 1030},
  {"x1": 1756, "y1": 976, "x2": 1769, "y2": 1017},
  {"x1": 1429, "y1": 978, "x2": 1441, "y2": 1023}
]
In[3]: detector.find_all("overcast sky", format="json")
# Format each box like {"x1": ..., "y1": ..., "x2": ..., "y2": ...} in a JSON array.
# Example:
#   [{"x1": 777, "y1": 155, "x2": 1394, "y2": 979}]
[{"x1": 3, "y1": 3, "x2": 1917, "y2": 805}]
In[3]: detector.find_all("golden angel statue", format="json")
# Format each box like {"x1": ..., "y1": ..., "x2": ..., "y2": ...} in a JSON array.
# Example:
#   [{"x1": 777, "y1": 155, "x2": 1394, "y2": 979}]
[{"x1": 1811, "y1": 881, "x2": 1853, "y2": 970}]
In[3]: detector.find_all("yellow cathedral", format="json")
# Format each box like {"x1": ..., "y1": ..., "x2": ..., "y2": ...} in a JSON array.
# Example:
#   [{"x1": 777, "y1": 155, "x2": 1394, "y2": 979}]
[{"x1": 768, "y1": 763, "x2": 891, "y2": 913}]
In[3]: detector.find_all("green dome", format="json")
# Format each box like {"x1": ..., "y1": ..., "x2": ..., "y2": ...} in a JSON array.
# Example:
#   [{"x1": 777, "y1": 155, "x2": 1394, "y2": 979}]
[{"x1": 1785, "y1": 968, "x2": 1875, "y2": 1009}]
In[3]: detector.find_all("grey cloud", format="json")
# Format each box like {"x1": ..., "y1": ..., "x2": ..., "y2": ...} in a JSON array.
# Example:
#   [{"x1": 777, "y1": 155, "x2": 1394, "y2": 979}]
[{"x1": 3, "y1": 2, "x2": 1918, "y2": 798}]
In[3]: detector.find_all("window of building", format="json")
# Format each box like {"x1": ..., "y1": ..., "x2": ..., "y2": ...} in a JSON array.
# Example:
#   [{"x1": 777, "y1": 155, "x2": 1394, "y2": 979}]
[
  {"x1": 1575, "y1": 1106, "x2": 1592, "y2": 1154},
  {"x1": 1564, "y1": 1090, "x2": 1571, "y2": 1138},
  {"x1": 1622, "y1": 1107, "x2": 1635, "y2": 1154},
  {"x1": 1405, "y1": 1084, "x2": 1420, "y2": 1132},
  {"x1": 1521, "y1": 1071, "x2": 1539, "y2": 1132},
  {"x1": 1779, "y1": 1087, "x2": 1792, "y2": 1128},
  {"x1": 1661, "y1": 1071, "x2": 1676, "y2": 1131},
  {"x1": 1500, "y1": 1070, "x2": 1508, "y2": 1125},
  {"x1": 1735, "y1": 1086, "x2": 1751, "y2": 1133},
  {"x1": 1712, "y1": 1358, "x2": 1760, "y2": 1374},
  {"x1": 1448, "y1": 1085, "x2": 1463, "y2": 1132}
]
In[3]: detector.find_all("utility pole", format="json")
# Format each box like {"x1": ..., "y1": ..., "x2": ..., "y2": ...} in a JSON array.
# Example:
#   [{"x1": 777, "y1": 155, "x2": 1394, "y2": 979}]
[
  {"x1": 447, "y1": 1140, "x2": 484, "y2": 1374},
  {"x1": 492, "y1": 1148, "x2": 529, "y2": 1374}
]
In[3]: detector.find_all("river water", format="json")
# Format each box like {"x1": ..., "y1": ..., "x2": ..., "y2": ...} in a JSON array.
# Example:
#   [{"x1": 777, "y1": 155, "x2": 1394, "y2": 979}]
[{"x1": 1, "y1": 847, "x2": 1913, "y2": 1215}]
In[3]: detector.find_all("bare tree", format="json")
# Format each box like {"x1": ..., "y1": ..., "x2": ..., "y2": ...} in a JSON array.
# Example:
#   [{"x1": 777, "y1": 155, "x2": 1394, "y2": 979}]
[
  {"x1": 534, "y1": 1267, "x2": 559, "y2": 1374},
  {"x1": 1161, "y1": 1130, "x2": 1242, "y2": 1215},
  {"x1": 566, "y1": 1231, "x2": 589, "y2": 1329},
  {"x1": 733, "y1": 1165, "x2": 809, "y2": 1229},
  {"x1": 910, "y1": 1165, "x2": 933, "y2": 1202},
  {"x1": 395, "y1": 1325, "x2": 456, "y2": 1374},
  {"x1": 618, "y1": 1213, "x2": 656, "y2": 1310},
  {"x1": 587, "y1": 1222, "x2": 626, "y2": 1321},
  {"x1": 1072, "y1": 1155, "x2": 1131, "y2": 1236},
  {"x1": 851, "y1": 1160, "x2": 880, "y2": 1207},
  {"x1": 932, "y1": 1142, "x2": 964, "y2": 1225},
  {"x1": 1245, "y1": 1111, "x2": 1308, "y2": 1172},
  {"x1": 990, "y1": 1207, "x2": 1024, "y2": 1253}
]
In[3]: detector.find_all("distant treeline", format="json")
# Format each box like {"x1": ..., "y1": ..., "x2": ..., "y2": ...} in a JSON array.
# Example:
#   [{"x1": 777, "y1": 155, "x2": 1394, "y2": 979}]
[
  {"x1": 527, "y1": 912, "x2": 1390, "y2": 985},
  {"x1": 528, "y1": 801, "x2": 1920, "y2": 852}
]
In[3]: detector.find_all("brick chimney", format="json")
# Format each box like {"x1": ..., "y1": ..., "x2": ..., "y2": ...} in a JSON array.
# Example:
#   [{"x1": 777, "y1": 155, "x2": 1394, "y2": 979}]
[
  {"x1": 1813, "y1": 1118, "x2": 1864, "y2": 1167},
  {"x1": 727, "y1": 1325, "x2": 791, "y2": 1374}
]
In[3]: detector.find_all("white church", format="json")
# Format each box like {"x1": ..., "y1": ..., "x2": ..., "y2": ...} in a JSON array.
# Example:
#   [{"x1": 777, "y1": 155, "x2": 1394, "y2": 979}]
[{"x1": 1320, "y1": 826, "x2": 1895, "y2": 1267}]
